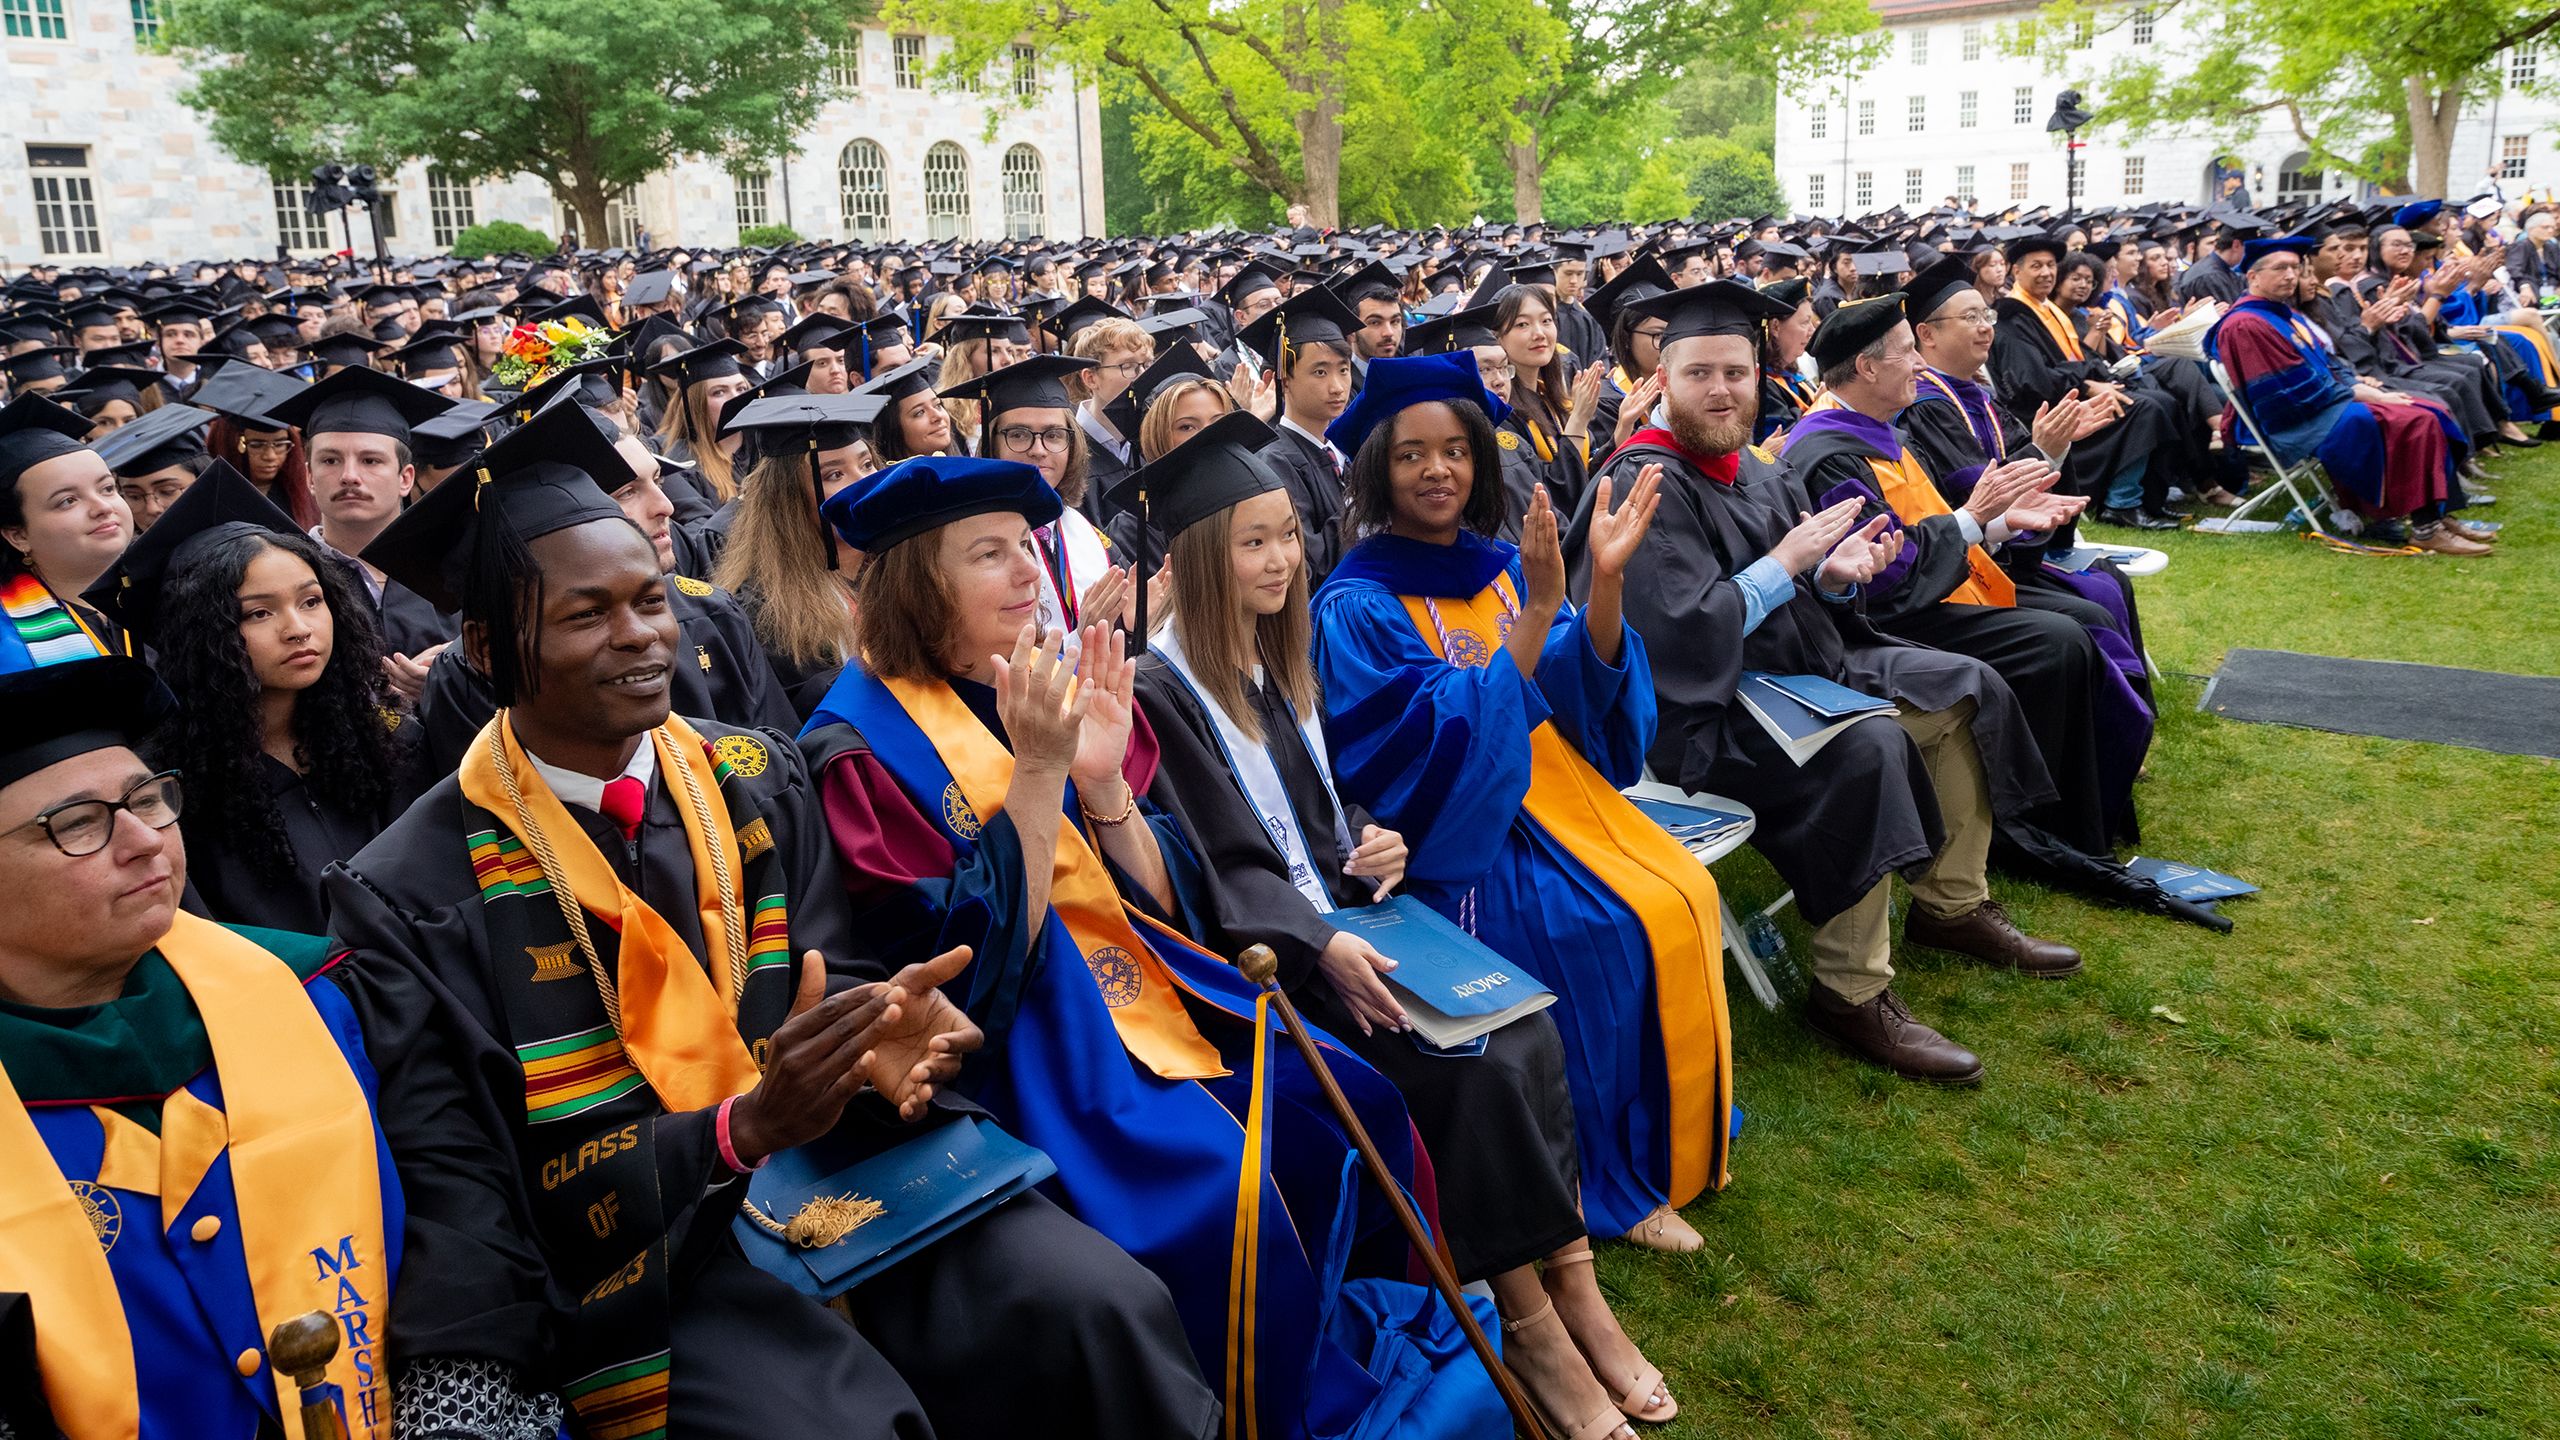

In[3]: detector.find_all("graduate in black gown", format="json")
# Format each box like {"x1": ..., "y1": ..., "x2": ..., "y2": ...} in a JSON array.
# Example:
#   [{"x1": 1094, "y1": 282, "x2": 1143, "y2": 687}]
[
  {"x1": 0, "y1": 392, "x2": 139, "y2": 667},
  {"x1": 1238, "y1": 287, "x2": 1362, "y2": 585},
  {"x1": 1753, "y1": 279, "x2": 1820, "y2": 444},
  {"x1": 1779, "y1": 294, "x2": 2149, "y2": 857},
  {"x1": 326, "y1": 398, "x2": 1214, "y2": 1440},
  {"x1": 1127, "y1": 413, "x2": 1676, "y2": 1439},
  {"x1": 84, "y1": 463, "x2": 408, "y2": 932},
  {"x1": 1571, "y1": 282, "x2": 2080, "y2": 1086}
]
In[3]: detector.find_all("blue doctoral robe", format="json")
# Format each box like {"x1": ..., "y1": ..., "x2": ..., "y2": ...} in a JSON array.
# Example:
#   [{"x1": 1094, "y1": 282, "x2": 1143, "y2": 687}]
[{"x1": 1311, "y1": 532, "x2": 1687, "y2": 1238}]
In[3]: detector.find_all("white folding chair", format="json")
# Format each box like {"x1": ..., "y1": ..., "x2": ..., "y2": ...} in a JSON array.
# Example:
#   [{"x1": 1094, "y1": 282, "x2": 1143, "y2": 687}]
[
  {"x1": 1622, "y1": 776, "x2": 1792, "y2": 1011},
  {"x1": 2196, "y1": 358, "x2": 2340, "y2": 535}
]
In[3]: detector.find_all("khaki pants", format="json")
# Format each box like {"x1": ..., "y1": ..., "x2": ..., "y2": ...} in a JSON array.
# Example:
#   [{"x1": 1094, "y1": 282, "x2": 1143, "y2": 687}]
[{"x1": 1809, "y1": 698, "x2": 1994, "y2": 1004}]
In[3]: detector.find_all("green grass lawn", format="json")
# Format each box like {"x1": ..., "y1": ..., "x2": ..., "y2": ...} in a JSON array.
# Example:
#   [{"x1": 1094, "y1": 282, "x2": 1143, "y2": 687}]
[{"x1": 1613, "y1": 447, "x2": 2560, "y2": 1439}]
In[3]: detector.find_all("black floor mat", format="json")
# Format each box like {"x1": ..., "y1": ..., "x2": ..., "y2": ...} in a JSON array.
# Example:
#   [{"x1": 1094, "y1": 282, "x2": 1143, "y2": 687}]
[{"x1": 2200, "y1": 649, "x2": 2560, "y2": 759}]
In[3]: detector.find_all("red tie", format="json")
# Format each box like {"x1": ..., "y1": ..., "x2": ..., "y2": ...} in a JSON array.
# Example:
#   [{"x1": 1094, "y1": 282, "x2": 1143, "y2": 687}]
[{"x1": 598, "y1": 775, "x2": 647, "y2": 840}]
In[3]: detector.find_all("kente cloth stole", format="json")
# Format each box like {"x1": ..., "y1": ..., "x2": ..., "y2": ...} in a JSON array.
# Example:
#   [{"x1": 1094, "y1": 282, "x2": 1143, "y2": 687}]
[
  {"x1": 1397, "y1": 575, "x2": 1734, "y2": 1197},
  {"x1": 880, "y1": 674, "x2": 1226, "y2": 1081},
  {"x1": 2009, "y1": 287, "x2": 2087, "y2": 362},
  {"x1": 0, "y1": 914, "x2": 389, "y2": 1440},
  {"x1": 456, "y1": 713, "x2": 797, "y2": 1440}
]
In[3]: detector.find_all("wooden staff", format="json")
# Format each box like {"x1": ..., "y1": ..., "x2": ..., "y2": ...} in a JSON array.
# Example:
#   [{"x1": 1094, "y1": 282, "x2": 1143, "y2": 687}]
[
  {"x1": 1235, "y1": 943, "x2": 1551, "y2": 1439},
  {"x1": 267, "y1": 1311, "x2": 352, "y2": 1440}
]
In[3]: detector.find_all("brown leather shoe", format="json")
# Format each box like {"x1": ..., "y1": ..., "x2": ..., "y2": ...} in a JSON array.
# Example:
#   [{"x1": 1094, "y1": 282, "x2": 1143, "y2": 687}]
[
  {"x1": 2414, "y1": 526, "x2": 2492, "y2": 557},
  {"x1": 1903, "y1": 899, "x2": 2084, "y2": 977},
  {"x1": 2443, "y1": 518, "x2": 2499, "y2": 543},
  {"x1": 1806, "y1": 984, "x2": 1984, "y2": 1085}
]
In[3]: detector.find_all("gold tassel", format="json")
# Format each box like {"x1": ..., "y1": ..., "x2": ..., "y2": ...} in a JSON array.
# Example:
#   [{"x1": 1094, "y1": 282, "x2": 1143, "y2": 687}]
[{"x1": 746, "y1": 1193, "x2": 886, "y2": 1248}]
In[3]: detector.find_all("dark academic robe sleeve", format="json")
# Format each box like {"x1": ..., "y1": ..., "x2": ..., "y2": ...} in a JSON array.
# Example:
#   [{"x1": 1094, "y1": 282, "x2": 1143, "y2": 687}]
[
  {"x1": 1989, "y1": 300, "x2": 2112, "y2": 412},
  {"x1": 1266, "y1": 433, "x2": 1348, "y2": 584},
  {"x1": 1791, "y1": 447, "x2": 1978, "y2": 622},
  {"x1": 375, "y1": 580, "x2": 457, "y2": 660},
  {"x1": 183, "y1": 757, "x2": 388, "y2": 934}
]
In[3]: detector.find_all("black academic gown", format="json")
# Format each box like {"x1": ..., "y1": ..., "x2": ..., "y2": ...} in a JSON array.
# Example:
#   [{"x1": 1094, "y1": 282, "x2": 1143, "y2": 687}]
[
  {"x1": 1495, "y1": 404, "x2": 1589, "y2": 526},
  {"x1": 1566, "y1": 440, "x2": 2054, "y2": 927},
  {"x1": 325, "y1": 719, "x2": 1210, "y2": 1440},
  {"x1": 1266, "y1": 423, "x2": 1349, "y2": 585},
  {"x1": 1134, "y1": 657, "x2": 1584, "y2": 1282},
  {"x1": 1555, "y1": 300, "x2": 1607, "y2": 372},
  {"x1": 735, "y1": 583, "x2": 849, "y2": 723},
  {"x1": 1988, "y1": 301, "x2": 2196, "y2": 510},
  {"x1": 183, "y1": 754, "x2": 398, "y2": 934},
  {"x1": 1786, "y1": 424, "x2": 2124, "y2": 856},
  {"x1": 2335, "y1": 278, "x2": 2504, "y2": 443},
  {"x1": 2175, "y1": 253, "x2": 2244, "y2": 306},
  {"x1": 415, "y1": 581, "x2": 797, "y2": 776},
  {"x1": 373, "y1": 576, "x2": 456, "y2": 660}
]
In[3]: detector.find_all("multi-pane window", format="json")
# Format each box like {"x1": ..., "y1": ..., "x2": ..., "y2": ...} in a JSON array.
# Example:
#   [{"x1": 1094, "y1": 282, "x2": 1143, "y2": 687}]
[
  {"x1": 1908, "y1": 29, "x2": 1928, "y2": 65},
  {"x1": 1001, "y1": 145, "x2": 1045, "y2": 239},
  {"x1": 1961, "y1": 24, "x2": 1983, "y2": 61},
  {"x1": 2275, "y1": 160, "x2": 2324, "y2": 199},
  {"x1": 130, "y1": 0, "x2": 162, "y2": 42},
  {"x1": 1012, "y1": 44, "x2": 1041, "y2": 100},
  {"x1": 2009, "y1": 161, "x2": 2031, "y2": 201},
  {"x1": 427, "y1": 169, "x2": 476, "y2": 246},
  {"x1": 26, "y1": 146, "x2": 100, "y2": 256},
  {"x1": 2121, "y1": 156, "x2": 2146, "y2": 197},
  {"x1": 1856, "y1": 99, "x2": 1875, "y2": 136},
  {"x1": 1954, "y1": 163, "x2": 1976, "y2": 200},
  {"x1": 2131, "y1": 6, "x2": 2155, "y2": 45},
  {"x1": 732, "y1": 168, "x2": 771, "y2": 232},
  {"x1": 1810, "y1": 104, "x2": 1828, "y2": 141},
  {"x1": 2014, "y1": 86, "x2": 2035, "y2": 125},
  {"x1": 2511, "y1": 45, "x2": 2539, "y2": 87},
  {"x1": 829, "y1": 32, "x2": 862, "y2": 91},
  {"x1": 1853, "y1": 170, "x2": 1873, "y2": 208},
  {"x1": 1905, "y1": 168, "x2": 1925, "y2": 206},
  {"x1": 839, "y1": 139, "x2": 890, "y2": 239},
  {"x1": 923, "y1": 142, "x2": 970, "y2": 241},
  {"x1": 3, "y1": 0, "x2": 66, "y2": 40},
  {"x1": 1908, "y1": 96, "x2": 1926, "y2": 132},
  {"x1": 2500, "y1": 134, "x2": 2530, "y2": 180},
  {"x1": 1959, "y1": 91, "x2": 1978, "y2": 128},
  {"x1": 2071, "y1": 17, "x2": 2093, "y2": 48},
  {"x1": 1807, "y1": 173, "x2": 1827, "y2": 210},
  {"x1": 273, "y1": 180, "x2": 332, "y2": 251},
  {"x1": 894, "y1": 35, "x2": 925, "y2": 90}
]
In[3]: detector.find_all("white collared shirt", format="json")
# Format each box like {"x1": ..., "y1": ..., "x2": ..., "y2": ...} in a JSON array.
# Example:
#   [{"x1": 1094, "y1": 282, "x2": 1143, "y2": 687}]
[
  {"x1": 525, "y1": 736, "x2": 658, "y2": 817},
  {"x1": 1278, "y1": 415, "x2": 1344, "y2": 475}
]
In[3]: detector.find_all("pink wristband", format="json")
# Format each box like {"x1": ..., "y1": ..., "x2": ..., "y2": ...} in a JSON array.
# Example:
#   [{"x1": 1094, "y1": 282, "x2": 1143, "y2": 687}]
[{"x1": 715, "y1": 1096, "x2": 763, "y2": 1173}]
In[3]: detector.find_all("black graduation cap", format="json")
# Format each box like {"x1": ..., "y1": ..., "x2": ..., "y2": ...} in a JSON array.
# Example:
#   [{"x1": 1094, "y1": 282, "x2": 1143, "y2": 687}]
[
  {"x1": 722, "y1": 391, "x2": 892, "y2": 571},
  {"x1": 1106, "y1": 410, "x2": 1286, "y2": 543},
  {"x1": 2000, "y1": 231, "x2": 2066, "y2": 264},
  {"x1": 860, "y1": 311, "x2": 913, "y2": 344},
  {"x1": 1807, "y1": 294, "x2": 1909, "y2": 371},
  {"x1": 307, "y1": 332, "x2": 388, "y2": 369},
  {"x1": 649, "y1": 338, "x2": 747, "y2": 389},
  {"x1": 1850, "y1": 249, "x2": 1914, "y2": 280},
  {"x1": 79, "y1": 341, "x2": 158, "y2": 371},
  {"x1": 0, "y1": 656, "x2": 173, "y2": 786},
  {"x1": 1237, "y1": 286, "x2": 1359, "y2": 369},
  {"x1": 1620, "y1": 279, "x2": 1798, "y2": 348},
  {"x1": 1756, "y1": 277, "x2": 1811, "y2": 311},
  {"x1": 56, "y1": 366, "x2": 173, "y2": 415},
  {"x1": 1400, "y1": 302, "x2": 1499, "y2": 354},
  {"x1": 1049, "y1": 295, "x2": 1127, "y2": 344},
  {"x1": 0, "y1": 392, "x2": 97, "y2": 492},
  {"x1": 855, "y1": 354, "x2": 939, "y2": 403},
  {"x1": 932, "y1": 306, "x2": 1030, "y2": 346},
  {"x1": 1902, "y1": 256, "x2": 1979, "y2": 324},
  {"x1": 411, "y1": 399, "x2": 498, "y2": 469},
  {"x1": 622, "y1": 270, "x2": 680, "y2": 308},
  {"x1": 95, "y1": 402, "x2": 213, "y2": 476},
  {"x1": 1, "y1": 347, "x2": 76, "y2": 386},
  {"x1": 189, "y1": 364, "x2": 305, "y2": 429},
  {"x1": 937, "y1": 355, "x2": 1095, "y2": 419},
  {"x1": 265, "y1": 364, "x2": 455, "y2": 442},
  {"x1": 1582, "y1": 254, "x2": 1675, "y2": 335},
  {"x1": 361, "y1": 395, "x2": 635, "y2": 613},
  {"x1": 81, "y1": 460, "x2": 299, "y2": 639},
  {"x1": 778, "y1": 314, "x2": 857, "y2": 357},
  {"x1": 60, "y1": 300, "x2": 123, "y2": 334},
  {"x1": 1216, "y1": 262, "x2": 1289, "y2": 309}
]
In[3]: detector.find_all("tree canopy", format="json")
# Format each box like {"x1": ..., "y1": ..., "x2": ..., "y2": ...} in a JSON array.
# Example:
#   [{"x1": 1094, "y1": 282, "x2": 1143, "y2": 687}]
[
  {"x1": 167, "y1": 0, "x2": 868, "y2": 242},
  {"x1": 2015, "y1": 0, "x2": 2559, "y2": 196}
]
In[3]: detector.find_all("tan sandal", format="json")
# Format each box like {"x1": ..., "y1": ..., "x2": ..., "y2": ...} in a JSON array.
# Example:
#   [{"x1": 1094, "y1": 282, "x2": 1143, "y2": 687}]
[
  {"x1": 1501, "y1": 1298, "x2": 1635, "y2": 1440},
  {"x1": 1622, "y1": 1204, "x2": 1703, "y2": 1254},
  {"x1": 1542, "y1": 1250, "x2": 1678, "y2": 1424}
]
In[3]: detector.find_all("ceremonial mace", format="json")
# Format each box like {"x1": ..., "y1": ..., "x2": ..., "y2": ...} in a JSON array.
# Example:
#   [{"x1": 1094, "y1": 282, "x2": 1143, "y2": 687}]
[
  {"x1": 1234, "y1": 943, "x2": 1552, "y2": 1439},
  {"x1": 268, "y1": 1311, "x2": 353, "y2": 1440}
]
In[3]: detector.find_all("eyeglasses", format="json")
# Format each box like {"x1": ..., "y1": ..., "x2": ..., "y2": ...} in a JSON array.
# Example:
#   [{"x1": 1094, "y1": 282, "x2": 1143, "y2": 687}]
[
  {"x1": 23, "y1": 771, "x2": 183, "y2": 858},
  {"x1": 240, "y1": 438, "x2": 292, "y2": 456},
  {"x1": 995, "y1": 425, "x2": 1074, "y2": 453},
  {"x1": 1633, "y1": 326, "x2": 1667, "y2": 344},
  {"x1": 1100, "y1": 360, "x2": 1149, "y2": 378},
  {"x1": 1932, "y1": 309, "x2": 1996, "y2": 328}
]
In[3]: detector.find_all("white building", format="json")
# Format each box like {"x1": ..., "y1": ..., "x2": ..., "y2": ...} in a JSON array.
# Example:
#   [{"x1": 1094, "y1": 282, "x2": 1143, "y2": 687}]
[
  {"x1": 1774, "y1": 0, "x2": 2560, "y2": 217},
  {"x1": 0, "y1": 5, "x2": 1102, "y2": 266}
]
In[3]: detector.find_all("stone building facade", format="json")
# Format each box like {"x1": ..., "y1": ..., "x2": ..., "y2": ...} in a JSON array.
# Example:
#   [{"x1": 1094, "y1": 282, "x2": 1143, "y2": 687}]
[
  {"x1": 1, "y1": 5, "x2": 1102, "y2": 265},
  {"x1": 1773, "y1": 0, "x2": 2560, "y2": 217}
]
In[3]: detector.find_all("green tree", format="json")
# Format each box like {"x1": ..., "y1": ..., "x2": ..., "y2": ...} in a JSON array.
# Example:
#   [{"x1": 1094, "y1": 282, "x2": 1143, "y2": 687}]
[
  {"x1": 446, "y1": 219, "x2": 555, "y2": 259},
  {"x1": 166, "y1": 0, "x2": 868, "y2": 245},
  {"x1": 2017, "y1": 0, "x2": 2558, "y2": 197}
]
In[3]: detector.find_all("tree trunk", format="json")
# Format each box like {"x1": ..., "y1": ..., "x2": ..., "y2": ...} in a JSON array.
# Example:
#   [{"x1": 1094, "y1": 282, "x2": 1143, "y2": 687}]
[
  {"x1": 560, "y1": 171, "x2": 612, "y2": 249},
  {"x1": 1507, "y1": 129, "x2": 1543, "y2": 224},
  {"x1": 1285, "y1": 0, "x2": 1345, "y2": 228},
  {"x1": 2402, "y1": 76, "x2": 2460, "y2": 199}
]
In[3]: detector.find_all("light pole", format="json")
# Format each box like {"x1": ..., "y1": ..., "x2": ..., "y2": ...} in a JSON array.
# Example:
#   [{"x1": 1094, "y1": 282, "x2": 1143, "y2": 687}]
[{"x1": 2046, "y1": 89, "x2": 2093, "y2": 212}]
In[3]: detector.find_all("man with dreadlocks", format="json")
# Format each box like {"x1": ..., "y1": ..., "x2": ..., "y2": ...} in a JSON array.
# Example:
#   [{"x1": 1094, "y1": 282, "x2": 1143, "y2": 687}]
[{"x1": 323, "y1": 400, "x2": 1214, "y2": 1440}]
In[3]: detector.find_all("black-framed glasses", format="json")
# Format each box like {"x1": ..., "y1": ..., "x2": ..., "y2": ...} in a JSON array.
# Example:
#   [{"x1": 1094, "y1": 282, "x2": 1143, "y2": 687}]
[
  {"x1": 26, "y1": 771, "x2": 183, "y2": 857},
  {"x1": 995, "y1": 425, "x2": 1074, "y2": 453}
]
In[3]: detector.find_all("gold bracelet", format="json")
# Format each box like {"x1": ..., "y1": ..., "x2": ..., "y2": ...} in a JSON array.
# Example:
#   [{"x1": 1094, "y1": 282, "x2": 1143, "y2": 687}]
[{"x1": 1081, "y1": 781, "x2": 1139, "y2": 826}]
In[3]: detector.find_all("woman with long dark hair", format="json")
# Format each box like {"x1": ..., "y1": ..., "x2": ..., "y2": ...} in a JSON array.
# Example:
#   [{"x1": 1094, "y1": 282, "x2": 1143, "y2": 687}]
[
  {"x1": 1754, "y1": 278, "x2": 1819, "y2": 443},
  {"x1": 1492, "y1": 284, "x2": 1599, "y2": 516},
  {"x1": 116, "y1": 466, "x2": 405, "y2": 930},
  {"x1": 859, "y1": 356, "x2": 957, "y2": 463}
]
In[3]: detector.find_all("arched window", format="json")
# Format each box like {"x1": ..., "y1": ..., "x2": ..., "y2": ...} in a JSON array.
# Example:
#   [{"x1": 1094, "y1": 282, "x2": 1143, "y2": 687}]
[
  {"x1": 1001, "y1": 145, "x2": 1045, "y2": 239},
  {"x1": 838, "y1": 139, "x2": 890, "y2": 240},
  {"x1": 923, "y1": 142, "x2": 971, "y2": 241},
  {"x1": 2274, "y1": 150, "x2": 2326, "y2": 206}
]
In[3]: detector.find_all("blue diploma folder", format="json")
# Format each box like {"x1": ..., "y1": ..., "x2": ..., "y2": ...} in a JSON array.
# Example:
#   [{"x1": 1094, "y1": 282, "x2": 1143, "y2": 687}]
[
  {"x1": 734, "y1": 1114, "x2": 1057, "y2": 1298},
  {"x1": 1330, "y1": 895, "x2": 1558, "y2": 1048},
  {"x1": 1737, "y1": 671, "x2": 1896, "y2": 763},
  {"x1": 2125, "y1": 856, "x2": 2259, "y2": 902}
]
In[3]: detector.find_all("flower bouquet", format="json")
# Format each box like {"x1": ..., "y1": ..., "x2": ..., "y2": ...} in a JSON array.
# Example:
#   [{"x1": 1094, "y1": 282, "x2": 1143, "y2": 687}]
[{"x1": 490, "y1": 315, "x2": 617, "y2": 390}]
